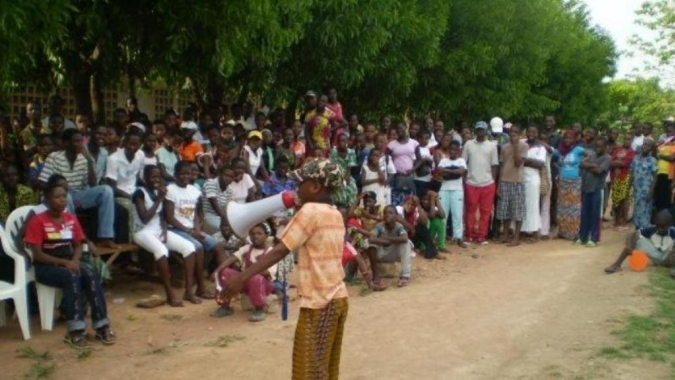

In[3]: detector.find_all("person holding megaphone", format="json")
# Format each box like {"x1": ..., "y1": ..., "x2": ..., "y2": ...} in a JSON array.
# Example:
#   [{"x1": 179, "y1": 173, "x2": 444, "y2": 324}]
[{"x1": 220, "y1": 157, "x2": 349, "y2": 380}]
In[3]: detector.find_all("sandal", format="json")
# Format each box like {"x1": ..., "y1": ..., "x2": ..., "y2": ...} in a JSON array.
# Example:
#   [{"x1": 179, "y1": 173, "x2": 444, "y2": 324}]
[
  {"x1": 95, "y1": 326, "x2": 116, "y2": 345},
  {"x1": 249, "y1": 310, "x2": 267, "y2": 322},
  {"x1": 604, "y1": 266, "x2": 622, "y2": 274},
  {"x1": 369, "y1": 279, "x2": 387, "y2": 292},
  {"x1": 211, "y1": 306, "x2": 234, "y2": 318},
  {"x1": 397, "y1": 277, "x2": 410, "y2": 288},
  {"x1": 64, "y1": 330, "x2": 89, "y2": 347}
]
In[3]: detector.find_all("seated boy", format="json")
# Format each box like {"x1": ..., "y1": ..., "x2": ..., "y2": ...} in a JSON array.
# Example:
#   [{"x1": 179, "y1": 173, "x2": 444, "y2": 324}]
[
  {"x1": 365, "y1": 205, "x2": 413, "y2": 287},
  {"x1": 605, "y1": 210, "x2": 675, "y2": 274},
  {"x1": 396, "y1": 195, "x2": 440, "y2": 260},
  {"x1": 419, "y1": 191, "x2": 449, "y2": 253}
]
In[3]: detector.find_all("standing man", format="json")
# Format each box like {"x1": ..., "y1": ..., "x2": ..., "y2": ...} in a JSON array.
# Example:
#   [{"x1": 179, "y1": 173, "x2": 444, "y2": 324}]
[
  {"x1": 462, "y1": 121, "x2": 499, "y2": 245},
  {"x1": 496, "y1": 125, "x2": 528, "y2": 246},
  {"x1": 38, "y1": 129, "x2": 117, "y2": 248},
  {"x1": 544, "y1": 114, "x2": 561, "y2": 229},
  {"x1": 521, "y1": 126, "x2": 547, "y2": 240}
]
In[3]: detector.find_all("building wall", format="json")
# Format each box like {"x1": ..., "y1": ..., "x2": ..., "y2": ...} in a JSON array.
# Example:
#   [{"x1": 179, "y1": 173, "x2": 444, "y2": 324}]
[{"x1": 5, "y1": 85, "x2": 194, "y2": 122}]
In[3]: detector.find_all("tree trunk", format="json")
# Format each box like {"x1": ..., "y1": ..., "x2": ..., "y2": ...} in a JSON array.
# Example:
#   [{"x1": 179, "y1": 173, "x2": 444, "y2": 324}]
[
  {"x1": 70, "y1": 70, "x2": 92, "y2": 120},
  {"x1": 90, "y1": 72, "x2": 105, "y2": 124},
  {"x1": 126, "y1": 69, "x2": 136, "y2": 98},
  {"x1": 206, "y1": 79, "x2": 224, "y2": 110}
]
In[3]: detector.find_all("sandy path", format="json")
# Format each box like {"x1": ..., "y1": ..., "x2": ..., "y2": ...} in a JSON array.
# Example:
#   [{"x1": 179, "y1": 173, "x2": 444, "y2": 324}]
[{"x1": 0, "y1": 230, "x2": 670, "y2": 379}]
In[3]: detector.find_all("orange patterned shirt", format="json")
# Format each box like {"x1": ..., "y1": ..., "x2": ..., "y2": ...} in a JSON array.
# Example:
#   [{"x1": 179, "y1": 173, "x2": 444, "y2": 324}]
[{"x1": 281, "y1": 202, "x2": 348, "y2": 309}]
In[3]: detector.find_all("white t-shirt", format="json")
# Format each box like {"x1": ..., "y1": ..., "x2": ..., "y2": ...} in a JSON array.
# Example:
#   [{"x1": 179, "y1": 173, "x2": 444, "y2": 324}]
[
  {"x1": 132, "y1": 187, "x2": 162, "y2": 233},
  {"x1": 166, "y1": 183, "x2": 202, "y2": 228},
  {"x1": 632, "y1": 135, "x2": 645, "y2": 152},
  {"x1": 523, "y1": 142, "x2": 547, "y2": 182},
  {"x1": 438, "y1": 157, "x2": 466, "y2": 191},
  {"x1": 105, "y1": 149, "x2": 144, "y2": 195},
  {"x1": 231, "y1": 245, "x2": 278, "y2": 280},
  {"x1": 139, "y1": 155, "x2": 158, "y2": 180},
  {"x1": 414, "y1": 145, "x2": 434, "y2": 182},
  {"x1": 227, "y1": 173, "x2": 255, "y2": 203},
  {"x1": 243, "y1": 145, "x2": 263, "y2": 177}
]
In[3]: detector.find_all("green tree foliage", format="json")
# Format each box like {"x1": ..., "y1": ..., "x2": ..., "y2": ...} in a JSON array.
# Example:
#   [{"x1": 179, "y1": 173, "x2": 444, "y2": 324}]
[
  {"x1": 601, "y1": 78, "x2": 675, "y2": 127},
  {"x1": 633, "y1": 0, "x2": 675, "y2": 69},
  {"x1": 0, "y1": 0, "x2": 618, "y2": 126}
]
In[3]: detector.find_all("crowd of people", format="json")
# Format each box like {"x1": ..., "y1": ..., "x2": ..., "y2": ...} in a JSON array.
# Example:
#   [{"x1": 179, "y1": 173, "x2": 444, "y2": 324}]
[{"x1": 2, "y1": 89, "x2": 675, "y2": 351}]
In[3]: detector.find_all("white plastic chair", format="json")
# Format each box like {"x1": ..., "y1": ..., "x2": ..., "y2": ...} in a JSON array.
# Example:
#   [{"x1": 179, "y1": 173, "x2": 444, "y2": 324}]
[
  {"x1": 5, "y1": 206, "x2": 62, "y2": 332},
  {"x1": 0, "y1": 223, "x2": 31, "y2": 340}
]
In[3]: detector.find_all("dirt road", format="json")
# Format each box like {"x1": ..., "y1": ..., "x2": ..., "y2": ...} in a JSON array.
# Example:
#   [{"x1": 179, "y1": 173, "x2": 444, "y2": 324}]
[{"x1": 0, "y1": 230, "x2": 670, "y2": 379}]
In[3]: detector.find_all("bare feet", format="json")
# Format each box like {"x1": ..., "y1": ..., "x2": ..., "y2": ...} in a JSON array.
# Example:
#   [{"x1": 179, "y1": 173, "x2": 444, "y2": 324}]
[
  {"x1": 604, "y1": 265, "x2": 622, "y2": 274},
  {"x1": 183, "y1": 293, "x2": 202, "y2": 304},
  {"x1": 507, "y1": 240, "x2": 521, "y2": 247}
]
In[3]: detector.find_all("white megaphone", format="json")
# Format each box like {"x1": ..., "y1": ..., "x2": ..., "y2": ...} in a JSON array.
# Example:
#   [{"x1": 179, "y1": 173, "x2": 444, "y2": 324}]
[{"x1": 226, "y1": 191, "x2": 298, "y2": 239}]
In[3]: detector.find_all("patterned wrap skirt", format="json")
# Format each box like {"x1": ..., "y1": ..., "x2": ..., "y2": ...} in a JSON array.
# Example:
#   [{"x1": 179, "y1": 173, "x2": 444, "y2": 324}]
[
  {"x1": 293, "y1": 298, "x2": 349, "y2": 380},
  {"x1": 611, "y1": 175, "x2": 632, "y2": 206},
  {"x1": 557, "y1": 177, "x2": 582, "y2": 240}
]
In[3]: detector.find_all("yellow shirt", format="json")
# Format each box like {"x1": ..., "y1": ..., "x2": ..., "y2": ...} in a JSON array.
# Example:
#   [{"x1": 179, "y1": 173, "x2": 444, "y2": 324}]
[
  {"x1": 657, "y1": 144, "x2": 675, "y2": 178},
  {"x1": 281, "y1": 202, "x2": 348, "y2": 309}
]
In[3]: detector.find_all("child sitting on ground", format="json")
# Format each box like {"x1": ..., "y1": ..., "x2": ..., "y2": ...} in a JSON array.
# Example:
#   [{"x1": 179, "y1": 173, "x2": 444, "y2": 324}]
[
  {"x1": 212, "y1": 223, "x2": 275, "y2": 322},
  {"x1": 605, "y1": 210, "x2": 675, "y2": 274},
  {"x1": 420, "y1": 191, "x2": 450, "y2": 253},
  {"x1": 338, "y1": 205, "x2": 384, "y2": 291},
  {"x1": 366, "y1": 205, "x2": 414, "y2": 288}
]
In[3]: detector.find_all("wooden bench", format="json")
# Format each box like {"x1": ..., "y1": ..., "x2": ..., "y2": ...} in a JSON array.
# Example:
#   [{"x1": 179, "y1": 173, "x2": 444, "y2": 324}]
[{"x1": 95, "y1": 243, "x2": 141, "y2": 267}]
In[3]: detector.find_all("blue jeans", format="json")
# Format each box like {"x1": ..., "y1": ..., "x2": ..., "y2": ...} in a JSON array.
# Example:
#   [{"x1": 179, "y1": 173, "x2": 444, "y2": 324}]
[
  {"x1": 439, "y1": 189, "x2": 464, "y2": 240},
  {"x1": 171, "y1": 229, "x2": 219, "y2": 252},
  {"x1": 578, "y1": 190, "x2": 602, "y2": 243},
  {"x1": 34, "y1": 261, "x2": 109, "y2": 332},
  {"x1": 68, "y1": 186, "x2": 115, "y2": 239}
]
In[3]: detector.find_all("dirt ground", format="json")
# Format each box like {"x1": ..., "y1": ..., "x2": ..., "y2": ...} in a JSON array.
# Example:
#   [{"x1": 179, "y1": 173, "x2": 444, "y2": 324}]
[{"x1": 0, "y1": 228, "x2": 671, "y2": 380}]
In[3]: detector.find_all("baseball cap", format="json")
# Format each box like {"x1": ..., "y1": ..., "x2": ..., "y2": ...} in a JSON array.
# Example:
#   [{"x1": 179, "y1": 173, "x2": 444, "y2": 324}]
[
  {"x1": 289, "y1": 158, "x2": 345, "y2": 189},
  {"x1": 180, "y1": 121, "x2": 198, "y2": 131},
  {"x1": 305, "y1": 90, "x2": 317, "y2": 98},
  {"x1": 248, "y1": 130, "x2": 263, "y2": 140},
  {"x1": 489, "y1": 117, "x2": 504, "y2": 133},
  {"x1": 475, "y1": 121, "x2": 488, "y2": 130}
]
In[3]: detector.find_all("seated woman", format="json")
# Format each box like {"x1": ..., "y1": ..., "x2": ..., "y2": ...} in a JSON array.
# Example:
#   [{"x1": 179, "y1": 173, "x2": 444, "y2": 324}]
[
  {"x1": 228, "y1": 157, "x2": 257, "y2": 203},
  {"x1": 202, "y1": 165, "x2": 234, "y2": 232},
  {"x1": 132, "y1": 165, "x2": 198, "y2": 307},
  {"x1": 212, "y1": 223, "x2": 276, "y2": 322},
  {"x1": 365, "y1": 205, "x2": 414, "y2": 288},
  {"x1": 24, "y1": 175, "x2": 116, "y2": 346},
  {"x1": 605, "y1": 210, "x2": 675, "y2": 274}
]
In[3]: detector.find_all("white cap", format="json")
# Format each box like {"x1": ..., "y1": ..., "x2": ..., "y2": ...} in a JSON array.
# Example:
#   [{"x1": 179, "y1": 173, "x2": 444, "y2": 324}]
[
  {"x1": 129, "y1": 122, "x2": 146, "y2": 133},
  {"x1": 180, "y1": 121, "x2": 198, "y2": 131},
  {"x1": 490, "y1": 117, "x2": 504, "y2": 133}
]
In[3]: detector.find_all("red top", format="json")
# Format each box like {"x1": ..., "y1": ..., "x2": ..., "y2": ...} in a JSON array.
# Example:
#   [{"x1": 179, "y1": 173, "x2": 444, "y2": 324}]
[
  {"x1": 611, "y1": 147, "x2": 636, "y2": 180},
  {"x1": 24, "y1": 211, "x2": 85, "y2": 259}
]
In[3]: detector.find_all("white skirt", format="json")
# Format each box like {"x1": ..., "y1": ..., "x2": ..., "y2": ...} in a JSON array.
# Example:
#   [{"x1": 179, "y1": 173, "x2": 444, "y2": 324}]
[{"x1": 521, "y1": 175, "x2": 541, "y2": 233}]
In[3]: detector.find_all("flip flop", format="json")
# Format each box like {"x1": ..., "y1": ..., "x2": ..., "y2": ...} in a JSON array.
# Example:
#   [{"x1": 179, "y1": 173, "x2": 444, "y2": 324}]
[{"x1": 397, "y1": 277, "x2": 410, "y2": 288}]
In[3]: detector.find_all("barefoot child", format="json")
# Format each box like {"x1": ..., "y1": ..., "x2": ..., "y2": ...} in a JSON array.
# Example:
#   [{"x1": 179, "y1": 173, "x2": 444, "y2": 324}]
[
  {"x1": 213, "y1": 223, "x2": 275, "y2": 321},
  {"x1": 605, "y1": 210, "x2": 675, "y2": 274},
  {"x1": 221, "y1": 158, "x2": 349, "y2": 379},
  {"x1": 132, "y1": 165, "x2": 198, "y2": 307}
]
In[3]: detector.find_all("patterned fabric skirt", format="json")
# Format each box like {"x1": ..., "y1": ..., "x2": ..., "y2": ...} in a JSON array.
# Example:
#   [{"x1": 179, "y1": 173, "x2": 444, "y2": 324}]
[
  {"x1": 557, "y1": 177, "x2": 582, "y2": 240},
  {"x1": 293, "y1": 298, "x2": 349, "y2": 380},
  {"x1": 611, "y1": 175, "x2": 632, "y2": 206}
]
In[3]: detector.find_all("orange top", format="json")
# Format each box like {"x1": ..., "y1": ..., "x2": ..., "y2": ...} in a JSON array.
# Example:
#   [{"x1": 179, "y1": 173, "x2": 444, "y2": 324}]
[
  {"x1": 281, "y1": 202, "x2": 348, "y2": 309},
  {"x1": 178, "y1": 141, "x2": 204, "y2": 162}
]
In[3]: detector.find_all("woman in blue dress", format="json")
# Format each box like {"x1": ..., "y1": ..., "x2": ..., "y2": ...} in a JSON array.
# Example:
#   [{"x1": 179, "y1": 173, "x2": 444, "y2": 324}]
[{"x1": 630, "y1": 139, "x2": 657, "y2": 229}]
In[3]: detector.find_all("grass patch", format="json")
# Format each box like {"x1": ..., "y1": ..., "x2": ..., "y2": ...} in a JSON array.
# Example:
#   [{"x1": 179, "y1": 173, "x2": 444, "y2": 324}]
[
  {"x1": 23, "y1": 361, "x2": 56, "y2": 380},
  {"x1": 72, "y1": 345, "x2": 94, "y2": 360},
  {"x1": 600, "y1": 268, "x2": 675, "y2": 366},
  {"x1": 204, "y1": 335, "x2": 245, "y2": 348},
  {"x1": 159, "y1": 314, "x2": 183, "y2": 322},
  {"x1": 16, "y1": 346, "x2": 56, "y2": 379}
]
